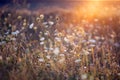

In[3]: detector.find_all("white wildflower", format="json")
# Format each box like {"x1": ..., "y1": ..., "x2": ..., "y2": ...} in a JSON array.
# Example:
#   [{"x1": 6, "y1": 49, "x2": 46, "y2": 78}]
[
  {"x1": 89, "y1": 44, "x2": 96, "y2": 47},
  {"x1": 89, "y1": 39, "x2": 96, "y2": 43},
  {"x1": 45, "y1": 25, "x2": 49, "y2": 28},
  {"x1": 40, "y1": 42, "x2": 44, "y2": 45},
  {"x1": 64, "y1": 37, "x2": 69, "y2": 43},
  {"x1": 83, "y1": 49, "x2": 90, "y2": 55},
  {"x1": 43, "y1": 22, "x2": 48, "y2": 25},
  {"x1": 17, "y1": 15, "x2": 22, "y2": 19},
  {"x1": 5, "y1": 31, "x2": 9, "y2": 35},
  {"x1": 33, "y1": 26, "x2": 37, "y2": 30},
  {"x1": 55, "y1": 37, "x2": 61, "y2": 42},
  {"x1": 39, "y1": 58, "x2": 44, "y2": 62},
  {"x1": 40, "y1": 37, "x2": 45, "y2": 41},
  {"x1": 88, "y1": 49, "x2": 92, "y2": 52},
  {"x1": 48, "y1": 21, "x2": 54, "y2": 25},
  {"x1": 46, "y1": 55, "x2": 51, "y2": 59},
  {"x1": 44, "y1": 32, "x2": 49, "y2": 35},
  {"x1": 53, "y1": 47, "x2": 60, "y2": 55},
  {"x1": 16, "y1": 30, "x2": 20, "y2": 34},
  {"x1": 12, "y1": 30, "x2": 20, "y2": 35},
  {"x1": 64, "y1": 49, "x2": 67, "y2": 52},
  {"x1": 75, "y1": 59, "x2": 81, "y2": 63},
  {"x1": 29, "y1": 23, "x2": 34, "y2": 29},
  {"x1": 84, "y1": 66, "x2": 87, "y2": 69}
]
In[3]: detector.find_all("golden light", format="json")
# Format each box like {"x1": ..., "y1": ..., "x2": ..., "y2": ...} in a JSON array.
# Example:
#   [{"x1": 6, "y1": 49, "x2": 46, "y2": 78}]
[
  {"x1": 73, "y1": 0, "x2": 117, "y2": 21},
  {"x1": 85, "y1": 0, "x2": 103, "y2": 15}
]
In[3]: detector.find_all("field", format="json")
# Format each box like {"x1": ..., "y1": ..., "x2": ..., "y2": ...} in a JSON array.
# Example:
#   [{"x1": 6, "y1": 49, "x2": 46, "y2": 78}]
[{"x1": 0, "y1": 1, "x2": 120, "y2": 80}]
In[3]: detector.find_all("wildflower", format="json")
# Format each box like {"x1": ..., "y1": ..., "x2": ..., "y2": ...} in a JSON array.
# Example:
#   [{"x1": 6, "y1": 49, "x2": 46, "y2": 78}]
[
  {"x1": 55, "y1": 37, "x2": 61, "y2": 42},
  {"x1": 89, "y1": 44, "x2": 96, "y2": 47},
  {"x1": 16, "y1": 30, "x2": 20, "y2": 34},
  {"x1": 39, "y1": 58, "x2": 44, "y2": 62},
  {"x1": 82, "y1": 49, "x2": 89, "y2": 55},
  {"x1": 48, "y1": 21, "x2": 54, "y2": 26},
  {"x1": 17, "y1": 15, "x2": 22, "y2": 19},
  {"x1": 84, "y1": 66, "x2": 87, "y2": 69},
  {"x1": 75, "y1": 59, "x2": 81, "y2": 63},
  {"x1": 43, "y1": 22, "x2": 48, "y2": 25},
  {"x1": 4, "y1": 17, "x2": 7, "y2": 21},
  {"x1": 36, "y1": 17, "x2": 40, "y2": 22},
  {"x1": 40, "y1": 42, "x2": 44, "y2": 45},
  {"x1": 23, "y1": 19, "x2": 26, "y2": 22},
  {"x1": 46, "y1": 55, "x2": 51, "y2": 59},
  {"x1": 23, "y1": 22, "x2": 27, "y2": 26},
  {"x1": 64, "y1": 37, "x2": 69, "y2": 43},
  {"x1": 88, "y1": 49, "x2": 92, "y2": 51},
  {"x1": 53, "y1": 47, "x2": 60, "y2": 55},
  {"x1": 40, "y1": 14, "x2": 44, "y2": 19},
  {"x1": 8, "y1": 13, "x2": 11, "y2": 17},
  {"x1": 45, "y1": 25, "x2": 49, "y2": 28},
  {"x1": 64, "y1": 49, "x2": 67, "y2": 52},
  {"x1": 89, "y1": 39, "x2": 96, "y2": 43},
  {"x1": 29, "y1": 23, "x2": 34, "y2": 29},
  {"x1": 12, "y1": 30, "x2": 20, "y2": 35},
  {"x1": 40, "y1": 37, "x2": 45, "y2": 41},
  {"x1": 44, "y1": 31, "x2": 49, "y2": 35},
  {"x1": 33, "y1": 26, "x2": 37, "y2": 30}
]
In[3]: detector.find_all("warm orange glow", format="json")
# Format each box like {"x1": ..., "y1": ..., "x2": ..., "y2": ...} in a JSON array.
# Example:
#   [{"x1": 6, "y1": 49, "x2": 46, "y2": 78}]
[{"x1": 73, "y1": 0, "x2": 118, "y2": 21}]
